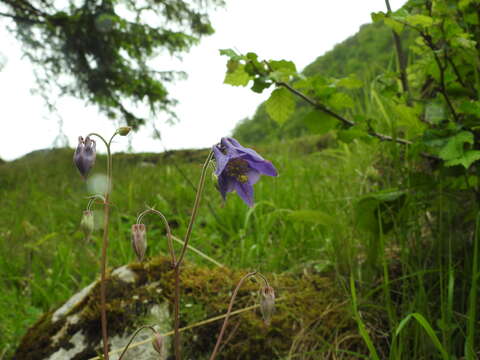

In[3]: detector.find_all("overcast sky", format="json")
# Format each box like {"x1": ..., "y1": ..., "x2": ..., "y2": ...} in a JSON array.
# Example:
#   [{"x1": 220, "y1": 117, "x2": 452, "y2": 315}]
[{"x1": 0, "y1": 0, "x2": 404, "y2": 161}]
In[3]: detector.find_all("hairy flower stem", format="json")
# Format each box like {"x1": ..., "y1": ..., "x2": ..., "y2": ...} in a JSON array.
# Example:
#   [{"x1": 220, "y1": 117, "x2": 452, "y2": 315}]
[
  {"x1": 88, "y1": 131, "x2": 118, "y2": 360},
  {"x1": 136, "y1": 208, "x2": 176, "y2": 266},
  {"x1": 172, "y1": 151, "x2": 214, "y2": 360},
  {"x1": 209, "y1": 272, "x2": 269, "y2": 360}
]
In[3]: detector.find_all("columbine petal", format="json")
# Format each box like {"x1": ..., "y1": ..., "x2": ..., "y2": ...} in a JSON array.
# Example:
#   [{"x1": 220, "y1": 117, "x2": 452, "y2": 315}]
[
  {"x1": 218, "y1": 175, "x2": 236, "y2": 200},
  {"x1": 213, "y1": 144, "x2": 229, "y2": 176},
  {"x1": 234, "y1": 181, "x2": 254, "y2": 207},
  {"x1": 247, "y1": 158, "x2": 278, "y2": 177},
  {"x1": 246, "y1": 169, "x2": 261, "y2": 185}
]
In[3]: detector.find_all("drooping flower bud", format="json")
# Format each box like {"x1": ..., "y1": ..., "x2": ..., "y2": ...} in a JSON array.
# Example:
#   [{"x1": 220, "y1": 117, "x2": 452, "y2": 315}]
[
  {"x1": 151, "y1": 332, "x2": 164, "y2": 355},
  {"x1": 131, "y1": 223, "x2": 147, "y2": 262},
  {"x1": 117, "y1": 126, "x2": 132, "y2": 136},
  {"x1": 259, "y1": 286, "x2": 275, "y2": 326},
  {"x1": 80, "y1": 210, "x2": 94, "y2": 240},
  {"x1": 73, "y1": 136, "x2": 96, "y2": 179}
]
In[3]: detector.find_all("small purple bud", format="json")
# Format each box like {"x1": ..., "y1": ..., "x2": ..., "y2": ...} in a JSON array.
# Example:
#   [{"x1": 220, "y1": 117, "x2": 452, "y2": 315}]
[
  {"x1": 259, "y1": 286, "x2": 275, "y2": 326},
  {"x1": 131, "y1": 223, "x2": 147, "y2": 262},
  {"x1": 151, "y1": 332, "x2": 164, "y2": 355},
  {"x1": 80, "y1": 210, "x2": 94, "y2": 241},
  {"x1": 73, "y1": 136, "x2": 96, "y2": 179},
  {"x1": 117, "y1": 126, "x2": 132, "y2": 136}
]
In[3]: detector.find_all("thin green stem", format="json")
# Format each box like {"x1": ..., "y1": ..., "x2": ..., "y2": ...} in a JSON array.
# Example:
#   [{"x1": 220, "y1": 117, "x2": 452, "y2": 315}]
[{"x1": 209, "y1": 272, "x2": 257, "y2": 360}]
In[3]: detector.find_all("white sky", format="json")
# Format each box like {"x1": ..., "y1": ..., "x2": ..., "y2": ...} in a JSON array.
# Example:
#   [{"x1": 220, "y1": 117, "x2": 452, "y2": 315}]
[{"x1": 0, "y1": 0, "x2": 404, "y2": 161}]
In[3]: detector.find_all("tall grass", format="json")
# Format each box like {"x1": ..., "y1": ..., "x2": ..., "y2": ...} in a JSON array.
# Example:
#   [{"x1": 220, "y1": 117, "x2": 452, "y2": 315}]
[{"x1": 0, "y1": 127, "x2": 479, "y2": 358}]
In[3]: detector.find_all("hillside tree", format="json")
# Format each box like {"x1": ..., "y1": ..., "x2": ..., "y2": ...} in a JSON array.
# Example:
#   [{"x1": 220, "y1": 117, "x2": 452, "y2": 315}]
[{"x1": 0, "y1": 0, "x2": 224, "y2": 129}]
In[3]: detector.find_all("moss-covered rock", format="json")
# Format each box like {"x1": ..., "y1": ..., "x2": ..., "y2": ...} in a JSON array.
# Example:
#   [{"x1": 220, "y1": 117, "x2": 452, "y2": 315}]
[{"x1": 14, "y1": 257, "x2": 363, "y2": 359}]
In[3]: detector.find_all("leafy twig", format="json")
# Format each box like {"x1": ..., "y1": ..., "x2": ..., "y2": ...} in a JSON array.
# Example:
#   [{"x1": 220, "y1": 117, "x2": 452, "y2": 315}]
[{"x1": 385, "y1": 0, "x2": 411, "y2": 104}]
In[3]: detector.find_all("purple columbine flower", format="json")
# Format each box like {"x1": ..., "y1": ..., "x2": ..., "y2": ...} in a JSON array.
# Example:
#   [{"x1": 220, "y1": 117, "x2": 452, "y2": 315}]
[
  {"x1": 73, "y1": 136, "x2": 96, "y2": 179},
  {"x1": 212, "y1": 137, "x2": 278, "y2": 207}
]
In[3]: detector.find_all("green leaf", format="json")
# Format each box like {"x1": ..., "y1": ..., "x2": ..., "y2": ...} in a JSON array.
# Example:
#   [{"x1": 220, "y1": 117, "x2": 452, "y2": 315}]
[
  {"x1": 265, "y1": 88, "x2": 295, "y2": 124},
  {"x1": 219, "y1": 48, "x2": 242, "y2": 60},
  {"x1": 336, "y1": 75, "x2": 363, "y2": 89},
  {"x1": 459, "y1": 0, "x2": 473, "y2": 10},
  {"x1": 251, "y1": 77, "x2": 272, "y2": 93},
  {"x1": 371, "y1": 12, "x2": 386, "y2": 23},
  {"x1": 223, "y1": 64, "x2": 251, "y2": 87},
  {"x1": 269, "y1": 60, "x2": 297, "y2": 74},
  {"x1": 288, "y1": 210, "x2": 336, "y2": 226},
  {"x1": 438, "y1": 131, "x2": 474, "y2": 161},
  {"x1": 329, "y1": 92, "x2": 354, "y2": 110},
  {"x1": 303, "y1": 111, "x2": 337, "y2": 134},
  {"x1": 355, "y1": 189, "x2": 406, "y2": 234},
  {"x1": 405, "y1": 14, "x2": 434, "y2": 27},
  {"x1": 445, "y1": 150, "x2": 480, "y2": 169},
  {"x1": 425, "y1": 101, "x2": 446, "y2": 124},
  {"x1": 268, "y1": 60, "x2": 297, "y2": 82},
  {"x1": 384, "y1": 17, "x2": 405, "y2": 34},
  {"x1": 337, "y1": 128, "x2": 372, "y2": 144},
  {"x1": 226, "y1": 59, "x2": 239, "y2": 73}
]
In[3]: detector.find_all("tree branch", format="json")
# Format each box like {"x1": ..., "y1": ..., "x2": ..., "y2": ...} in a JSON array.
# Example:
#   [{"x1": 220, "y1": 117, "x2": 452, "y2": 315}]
[
  {"x1": 0, "y1": 11, "x2": 44, "y2": 24},
  {"x1": 421, "y1": 32, "x2": 460, "y2": 122},
  {"x1": 276, "y1": 81, "x2": 439, "y2": 160},
  {"x1": 385, "y1": 0, "x2": 411, "y2": 104}
]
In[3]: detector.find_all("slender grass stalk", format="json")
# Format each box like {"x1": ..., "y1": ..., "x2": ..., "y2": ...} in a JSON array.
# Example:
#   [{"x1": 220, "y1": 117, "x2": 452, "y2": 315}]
[
  {"x1": 465, "y1": 213, "x2": 479, "y2": 359},
  {"x1": 349, "y1": 275, "x2": 380, "y2": 360},
  {"x1": 395, "y1": 313, "x2": 449, "y2": 360}
]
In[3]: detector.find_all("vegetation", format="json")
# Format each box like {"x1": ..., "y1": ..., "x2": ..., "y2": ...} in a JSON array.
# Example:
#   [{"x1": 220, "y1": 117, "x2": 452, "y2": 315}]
[
  {"x1": 2, "y1": 0, "x2": 480, "y2": 358},
  {"x1": 232, "y1": 21, "x2": 414, "y2": 144},
  {"x1": 0, "y1": 0, "x2": 224, "y2": 128}
]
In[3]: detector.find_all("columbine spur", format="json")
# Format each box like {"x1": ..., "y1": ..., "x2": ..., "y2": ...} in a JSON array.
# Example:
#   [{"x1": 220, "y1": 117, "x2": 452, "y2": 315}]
[
  {"x1": 73, "y1": 136, "x2": 96, "y2": 179},
  {"x1": 212, "y1": 137, "x2": 278, "y2": 207}
]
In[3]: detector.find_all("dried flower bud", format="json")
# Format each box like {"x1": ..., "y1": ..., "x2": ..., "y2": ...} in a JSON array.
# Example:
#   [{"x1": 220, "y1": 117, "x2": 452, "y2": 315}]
[
  {"x1": 80, "y1": 210, "x2": 94, "y2": 240},
  {"x1": 131, "y1": 223, "x2": 147, "y2": 262},
  {"x1": 117, "y1": 126, "x2": 132, "y2": 136},
  {"x1": 151, "y1": 332, "x2": 163, "y2": 355},
  {"x1": 73, "y1": 136, "x2": 96, "y2": 179},
  {"x1": 259, "y1": 286, "x2": 275, "y2": 326}
]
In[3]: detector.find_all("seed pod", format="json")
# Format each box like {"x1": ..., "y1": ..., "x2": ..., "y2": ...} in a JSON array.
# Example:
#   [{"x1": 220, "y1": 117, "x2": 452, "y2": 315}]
[
  {"x1": 80, "y1": 210, "x2": 94, "y2": 240},
  {"x1": 259, "y1": 286, "x2": 275, "y2": 326},
  {"x1": 117, "y1": 126, "x2": 132, "y2": 136},
  {"x1": 151, "y1": 332, "x2": 163, "y2": 355},
  {"x1": 131, "y1": 223, "x2": 147, "y2": 262}
]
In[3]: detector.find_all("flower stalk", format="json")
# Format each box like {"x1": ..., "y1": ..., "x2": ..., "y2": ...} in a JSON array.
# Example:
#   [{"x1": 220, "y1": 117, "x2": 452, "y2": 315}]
[
  {"x1": 209, "y1": 271, "x2": 273, "y2": 360},
  {"x1": 77, "y1": 129, "x2": 124, "y2": 360}
]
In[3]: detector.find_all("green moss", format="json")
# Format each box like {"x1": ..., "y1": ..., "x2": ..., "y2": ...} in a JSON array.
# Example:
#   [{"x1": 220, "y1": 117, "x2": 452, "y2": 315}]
[{"x1": 14, "y1": 257, "x2": 364, "y2": 359}]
